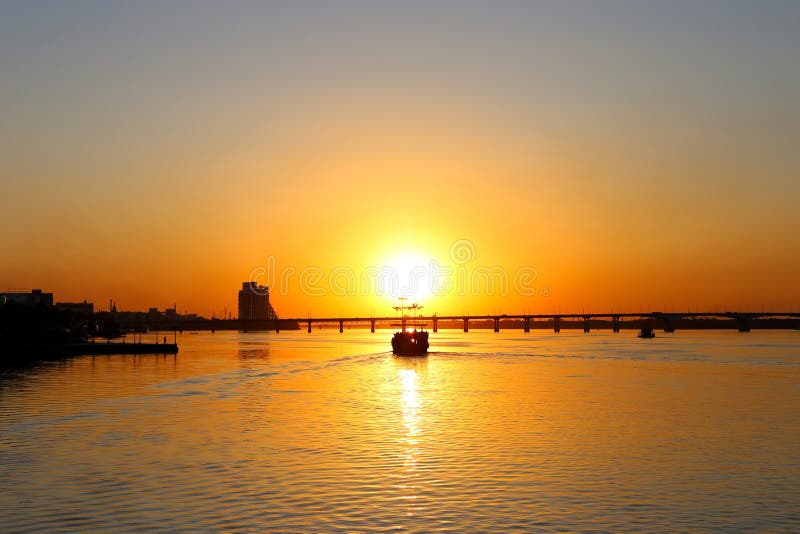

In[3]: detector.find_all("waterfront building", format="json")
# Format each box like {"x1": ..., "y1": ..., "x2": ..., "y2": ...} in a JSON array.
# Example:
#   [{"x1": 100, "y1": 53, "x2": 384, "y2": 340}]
[
  {"x1": 0, "y1": 289, "x2": 54, "y2": 307},
  {"x1": 238, "y1": 282, "x2": 277, "y2": 321}
]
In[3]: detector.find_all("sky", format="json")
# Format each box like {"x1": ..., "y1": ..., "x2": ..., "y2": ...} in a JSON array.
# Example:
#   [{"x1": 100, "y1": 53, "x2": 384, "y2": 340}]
[{"x1": 1, "y1": 1, "x2": 799, "y2": 318}]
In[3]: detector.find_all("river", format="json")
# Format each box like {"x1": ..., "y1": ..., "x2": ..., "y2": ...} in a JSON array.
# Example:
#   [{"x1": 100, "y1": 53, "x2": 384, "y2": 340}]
[{"x1": 1, "y1": 330, "x2": 798, "y2": 531}]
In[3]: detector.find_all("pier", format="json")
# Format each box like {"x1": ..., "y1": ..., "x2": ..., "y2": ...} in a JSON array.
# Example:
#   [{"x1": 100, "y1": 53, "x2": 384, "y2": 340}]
[{"x1": 3, "y1": 342, "x2": 178, "y2": 361}]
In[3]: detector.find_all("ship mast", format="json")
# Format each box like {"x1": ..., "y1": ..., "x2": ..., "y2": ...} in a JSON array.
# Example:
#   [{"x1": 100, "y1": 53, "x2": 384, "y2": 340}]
[
  {"x1": 395, "y1": 297, "x2": 407, "y2": 331},
  {"x1": 393, "y1": 298, "x2": 424, "y2": 331}
]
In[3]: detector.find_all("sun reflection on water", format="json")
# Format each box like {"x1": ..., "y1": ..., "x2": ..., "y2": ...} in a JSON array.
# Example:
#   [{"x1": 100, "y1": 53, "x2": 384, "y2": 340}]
[
  {"x1": 400, "y1": 368, "x2": 421, "y2": 452},
  {"x1": 398, "y1": 365, "x2": 423, "y2": 513}
]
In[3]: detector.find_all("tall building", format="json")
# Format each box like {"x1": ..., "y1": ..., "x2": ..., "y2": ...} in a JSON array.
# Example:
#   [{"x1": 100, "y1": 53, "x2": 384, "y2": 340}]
[{"x1": 238, "y1": 282, "x2": 277, "y2": 321}]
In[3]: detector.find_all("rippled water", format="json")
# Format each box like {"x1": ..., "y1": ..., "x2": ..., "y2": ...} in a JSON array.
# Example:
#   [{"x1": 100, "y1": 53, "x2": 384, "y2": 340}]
[{"x1": 1, "y1": 330, "x2": 799, "y2": 531}]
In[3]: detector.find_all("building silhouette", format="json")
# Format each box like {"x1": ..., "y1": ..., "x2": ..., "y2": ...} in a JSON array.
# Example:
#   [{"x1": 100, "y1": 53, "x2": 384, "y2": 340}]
[
  {"x1": 238, "y1": 282, "x2": 277, "y2": 321},
  {"x1": 1, "y1": 289, "x2": 54, "y2": 307},
  {"x1": 55, "y1": 300, "x2": 94, "y2": 317}
]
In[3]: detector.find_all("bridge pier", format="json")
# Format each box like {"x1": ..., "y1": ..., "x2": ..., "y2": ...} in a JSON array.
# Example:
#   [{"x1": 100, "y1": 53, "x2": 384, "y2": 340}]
[
  {"x1": 612, "y1": 315, "x2": 620, "y2": 333},
  {"x1": 275, "y1": 320, "x2": 280, "y2": 333},
  {"x1": 307, "y1": 319, "x2": 311, "y2": 333},
  {"x1": 370, "y1": 318, "x2": 375, "y2": 333},
  {"x1": 652, "y1": 312, "x2": 677, "y2": 333},
  {"x1": 433, "y1": 316, "x2": 438, "y2": 333},
  {"x1": 463, "y1": 317, "x2": 469, "y2": 332},
  {"x1": 523, "y1": 316, "x2": 530, "y2": 333},
  {"x1": 663, "y1": 317, "x2": 675, "y2": 333},
  {"x1": 339, "y1": 319, "x2": 344, "y2": 333},
  {"x1": 583, "y1": 316, "x2": 590, "y2": 333},
  {"x1": 553, "y1": 316, "x2": 561, "y2": 333},
  {"x1": 493, "y1": 317, "x2": 500, "y2": 333}
]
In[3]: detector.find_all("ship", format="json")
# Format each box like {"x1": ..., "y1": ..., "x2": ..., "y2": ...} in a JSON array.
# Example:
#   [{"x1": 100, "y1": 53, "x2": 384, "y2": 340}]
[
  {"x1": 391, "y1": 299, "x2": 429, "y2": 356},
  {"x1": 638, "y1": 327, "x2": 656, "y2": 338}
]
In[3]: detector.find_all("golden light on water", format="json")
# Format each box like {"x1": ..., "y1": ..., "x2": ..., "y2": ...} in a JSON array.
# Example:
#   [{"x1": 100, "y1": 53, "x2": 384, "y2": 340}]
[
  {"x1": 2, "y1": 330, "x2": 799, "y2": 531},
  {"x1": 400, "y1": 367, "x2": 421, "y2": 463},
  {"x1": 398, "y1": 366, "x2": 422, "y2": 510}
]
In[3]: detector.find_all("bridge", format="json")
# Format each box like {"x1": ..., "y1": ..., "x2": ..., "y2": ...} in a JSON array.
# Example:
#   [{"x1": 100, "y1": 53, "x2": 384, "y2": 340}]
[{"x1": 276, "y1": 311, "x2": 800, "y2": 334}]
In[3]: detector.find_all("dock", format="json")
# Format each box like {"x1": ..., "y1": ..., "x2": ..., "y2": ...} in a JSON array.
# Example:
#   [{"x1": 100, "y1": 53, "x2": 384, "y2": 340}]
[{"x1": 2, "y1": 342, "x2": 178, "y2": 361}]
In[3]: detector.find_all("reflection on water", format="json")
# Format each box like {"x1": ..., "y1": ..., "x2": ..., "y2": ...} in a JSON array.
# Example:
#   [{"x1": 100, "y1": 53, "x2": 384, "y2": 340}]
[
  {"x1": 0, "y1": 330, "x2": 799, "y2": 531},
  {"x1": 399, "y1": 364, "x2": 422, "y2": 512}
]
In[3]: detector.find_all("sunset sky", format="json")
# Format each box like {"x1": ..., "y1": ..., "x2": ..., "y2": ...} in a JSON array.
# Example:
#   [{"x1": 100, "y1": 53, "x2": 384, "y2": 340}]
[{"x1": 1, "y1": 1, "x2": 799, "y2": 318}]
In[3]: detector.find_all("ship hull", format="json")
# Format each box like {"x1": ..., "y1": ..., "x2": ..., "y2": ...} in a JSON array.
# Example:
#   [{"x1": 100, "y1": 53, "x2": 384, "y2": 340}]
[{"x1": 391, "y1": 331, "x2": 429, "y2": 356}]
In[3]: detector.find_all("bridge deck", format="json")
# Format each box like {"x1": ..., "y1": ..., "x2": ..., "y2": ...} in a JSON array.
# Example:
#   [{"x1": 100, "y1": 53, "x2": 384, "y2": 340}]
[{"x1": 283, "y1": 311, "x2": 800, "y2": 323}]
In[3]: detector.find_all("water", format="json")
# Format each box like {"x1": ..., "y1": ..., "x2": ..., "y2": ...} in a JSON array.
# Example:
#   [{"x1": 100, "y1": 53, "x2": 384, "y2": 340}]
[{"x1": 1, "y1": 330, "x2": 799, "y2": 532}]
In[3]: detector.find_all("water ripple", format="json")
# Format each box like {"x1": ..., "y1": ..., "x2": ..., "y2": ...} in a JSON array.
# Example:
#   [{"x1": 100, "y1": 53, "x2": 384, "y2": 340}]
[{"x1": 0, "y1": 330, "x2": 798, "y2": 531}]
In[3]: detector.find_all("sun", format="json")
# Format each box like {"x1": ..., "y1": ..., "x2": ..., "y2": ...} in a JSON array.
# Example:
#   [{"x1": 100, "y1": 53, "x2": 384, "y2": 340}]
[{"x1": 381, "y1": 251, "x2": 434, "y2": 303}]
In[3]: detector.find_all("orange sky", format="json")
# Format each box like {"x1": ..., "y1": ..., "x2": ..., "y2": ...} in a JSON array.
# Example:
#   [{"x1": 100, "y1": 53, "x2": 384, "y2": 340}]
[{"x1": 1, "y1": 3, "x2": 798, "y2": 317}]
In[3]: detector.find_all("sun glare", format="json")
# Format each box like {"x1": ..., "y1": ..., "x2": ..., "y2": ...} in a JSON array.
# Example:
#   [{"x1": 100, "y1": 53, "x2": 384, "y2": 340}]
[{"x1": 382, "y1": 252, "x2": 434, "y2": 303}]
